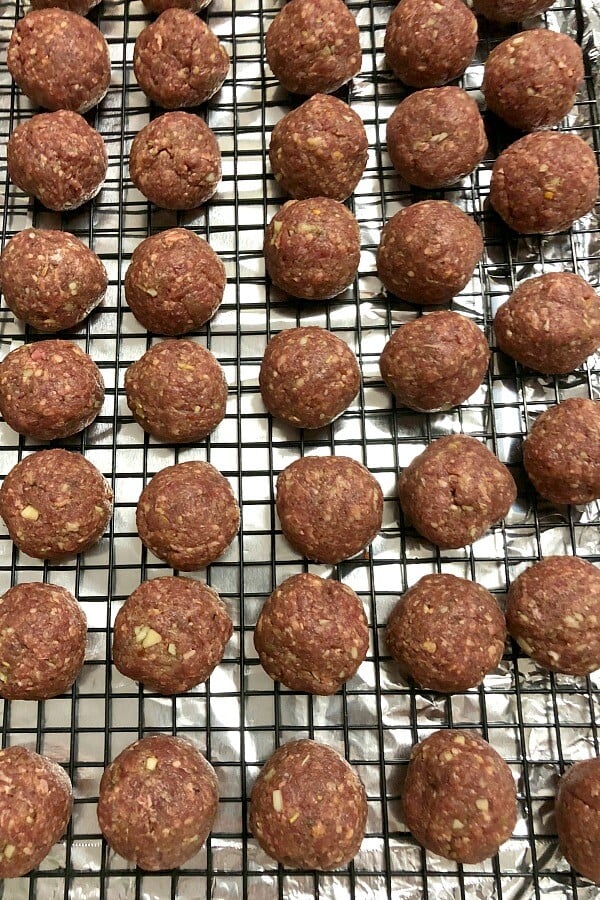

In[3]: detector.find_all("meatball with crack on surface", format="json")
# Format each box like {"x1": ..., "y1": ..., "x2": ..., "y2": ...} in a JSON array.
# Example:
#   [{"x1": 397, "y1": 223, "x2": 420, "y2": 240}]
[{"x1": 556, "y1": 757, "x2": 600, "y2": 884}]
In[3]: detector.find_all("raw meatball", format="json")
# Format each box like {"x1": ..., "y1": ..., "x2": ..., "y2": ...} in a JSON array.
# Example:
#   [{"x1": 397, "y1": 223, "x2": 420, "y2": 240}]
[
  {"x1": 269, "y1": 94, "x2": 368, "y2": 201},
  {"x1": 494, "y1": 272, "x2": 600, "y2": 374},
  {"x1": 0, "y1": 229, "x2": 107, "y2": 332},
  {"x1": 113, "y1": 576, "x2": 232, "y2": 694},
  {"x1": 265, "y1": 0, "x2": 361, "y2": 96},
  {"x1": 556, "y1": 757, "x2": 600, "y2": 884},
  {"x1": 0, "y1": 747, "x2": 72, "y2": 878},
  {"x1": 259, "y1": 326, "x2": 360, "y2": 429},
  {"x1": 473, "y1": 0, "x2": 555, "y2": 23},
  {"x1": 97, "y1": 735, "x2": 218, "y2": 871},
  {"x1": 0, "y1": 449, "x2": 113, "y2": 560},
  {"x1": 125, "y1": 340, "x2": 227, "y2": 443},
  {"x1": 522, "y1": 398, "x2": 600, "y2": 505},
  {"x1": 143, "y1": 0, "x2": 211, "y2": 12},
  {"x1": 0, "y1": 582, "x2": 86, "y2": 700},
  {"x1": 264, "y1": 199, "x2": 360, "y2": 300},
  {"x1": 403, "y1": 730, "x2": 517, "y2": 863},
  {"x1": 385, "y1": 0, "x2": 478, "y2": 88},
  {"x1": 250, "y1": 739, "x2": 367, "y2": 869},
  {"x1": 483, "y1": 30, "x2": 583, "y2": 132},
  {"x1": 386, "y1": 87, "x2": 487, "y2": 189},
  {"x1": 379, "y1": 311, "x2": 490, "y2": 412},
  {"x1": 7, "y1": 110, "x2": 107, "y2": 211},
  {"x1": 30, "y1": 0, "x2": 99, "y2": 12},
  {"x1": 0, "y1": 340, "x2": 104, "y2": 440},
  {"x1": 7, "y1": 10, "x2": 110, "y2": 113},
  {"x1": 398, "y1": 435, "x2": 517, "y2": 549},
  {"x1": 490, "y1": 132, "x2": 598, "y2": 234},
  {"x1": 254, "y1": 573, "x2": 368, "y2": 694},
  {"x1": 386, "y1": 574, "x2": 506, "y2": 693},
  {"x1": 377, "y1": 201, "x2": 483, "y2": 305},
  {"x1": 136, "y1": 461, "x2": 240, "y2": 570},
  {"x1": 124, "y1": 229, "x2": 225, "y2": 335},
  {"x1": 276, "y1": 455, "x2": 383, "y2": 564},
  {"x1": 129, "y1": 112, "x2": 221, "y2": 210},
  {"x1": 134, "y1": 10, "x2": 229, "y2": 109}
]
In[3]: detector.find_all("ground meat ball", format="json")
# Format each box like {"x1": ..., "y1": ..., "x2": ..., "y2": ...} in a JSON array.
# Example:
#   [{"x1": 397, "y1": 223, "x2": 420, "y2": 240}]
[
  {"x1": 490, "y1": 132, "x2": 598, "y2": 234},
  {"x1": 0, "y1": 340, "x2": 104, "y2": 440},
  {"x1": 7, "y1": 111, "x2": 107, "y2": 211},
  {"x1": 380, "y1": 312, "x2": 490, "y2": 412},
  {"x1": 0, "y1": 747, "x2": 72, "y2": 878},
  {"x1": 265, "y1": 0, "x2": 361, "y2": 96},
  {"x1": 398, "y1": 435, "x2": 517, "y2": 549},
  {"x1": 0, "y1": 229, "x2": 107, "y2": 333},
  {"x1": 113, "y1": 576, "x2": 232, "y2": 695},
  {"x1": 483, "y1": 30, "x2": 583, "y2": 132},
  {"x1": 403, "y1": 730, "x2": 516, "y2": 863},
  {"x1": 377, "y1": 201, "x2": 483, "y2": 305},
  {"x1": 522, "y1": 398, "x2": 600, "y2": 505},
  {"x1": 254, "y1": 573, "x2": 368, "y2": 694},
  {"x1": 7, "y1": 10, "x2": 110, "y2": 114},
  {"x1": 30, "y1": 0, "x2": 100, "y2": 13},
  {"x1": 264, "y1": 199, "x2": 360, "y2": 301},
  {"x1": 125, "y1": 340, "x2": 227, "y2": 443},
  {"x1": 386, "y1": 574, "x2": 506, "y2": 693},
  {"x1": 473, "y1": 0, "x2": 555, "y2": 23},
  {"x1": 385, "y1": 0, "x2": 478, "y2": 89},
  {"x1": 259, "y1": 327, "x2": 360, "y2": 429},
  {"x1": 386, "y1": 87, "x2": 487, "y2": 189},
  {"x1": 143, "y1": 0, "x2": 211, "y2": 12},
  {"x1": 97, "y1": 735, "x2": 218, "y2": 871},
  {"x1": 0, "y1": 582, "x2": 86, "y2": 700},
  {"x1": 556, "y1": 757, "x2": 600, "y2": 884},
  {"x1": 494, "y1": 273, "x2": 600, "y2": 374},
  {"x1": 134, "y1": 10, "x2": 229, "y2": 110},
  {"x1": 276, "y1": 455, "x2": 383, "y2": 565},
  {"x1": 250, "y1": 739, "x2": 367, "y2": 869},
  {"x1": 0, "y1": 449, "x2": 112, "y2": 560},
  {"x1": 136, "y1": 461, "x2": 239, "y2": 570},
  {"x1": 129, "y1": 112, "x2": 221, "y2": 210},
  {"x1": 125, "y1": 229, "x2": 225, "y2": 335}
]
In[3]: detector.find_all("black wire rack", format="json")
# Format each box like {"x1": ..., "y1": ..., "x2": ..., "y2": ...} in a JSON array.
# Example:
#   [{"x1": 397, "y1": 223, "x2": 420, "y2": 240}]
[{"x1": 0, "y1": 0, "x2": 598, "y2": 897}]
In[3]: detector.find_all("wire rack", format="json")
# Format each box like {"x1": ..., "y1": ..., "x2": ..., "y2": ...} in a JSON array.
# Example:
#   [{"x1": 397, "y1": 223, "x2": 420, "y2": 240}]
[{"x1": 0, "y1": 0, "x2": 598, "y2": 897}]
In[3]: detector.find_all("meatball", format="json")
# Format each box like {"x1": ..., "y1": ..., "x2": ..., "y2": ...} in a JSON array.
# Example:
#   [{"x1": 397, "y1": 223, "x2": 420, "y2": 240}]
[
  {"x1": 129, "y1": 112, "x2": 221, "y2": 210},
  {"x1": 265, "y1": 0, "x2": 361, "y2": 96},
  {"x1": 250, "y1": 739, "x2": 367, "y2": 869},
  {"x1": 0, "y1": 449, "x2": 113, "y2": 560},
  {"x1": 379, "y1": 311, "x2": 490, "y2": 412},
  {"x1": 259, "y1": 326, "x2": 360, "y2": 429},
  {"x1": 7, "y1": 110, "x2": 107, "y2": 211},
  {"x1": 386, "y1": 574, "x2": 506, "y2": 693},
  {"x1": 113, "y1": 576, "x2": 232, "y2": 694},
  {"x1": 522, "y1": 398, "x2": 600, "y2": 505},
  {"x1": 0, "y1": 747, "x2": 72, "y2": 878},
  {"x1": 142, "y1": 0, "x2": 211, "y2": 12},
  {"x1": 494, "y1": 272, "x2": 600, "y2": 374},
  {"x1": 0, "y1": 340, "x2": 104, "y2": 440},
  {"x1": 386, "y1": 87, "x2": 487, "y2": 189},
  {"x1": 473, "y1": 0, "x2": 555, "y2": 23},
  {"x1": 254, "y1": 573, "x2": 368, "y2": 694},
  {"x1": 125, "y1": 340, "x2": 227, "y2": 443},
  {"x1": 7, "y1": 10, "x2": 110, "y2": 113},
  {"x1": 97, "y1": 735, "x2": 218, "y2": 871},
  {"x1": 398, "y1": 435, "x2": 517, "y2": 549},
  {"x1": 30, "y1": 0, "x2": 99, "y2": 13},
  {"x1": 264, "y1": 199, "x2": 360, "y2": 301},
  {"x1": 0, "y1": 229, "x2": 107, "y2": 333},
  {"x1": 483, "y1": 30, "x2": 583, "y2": 132},
  {"x1": 385, "y1": 0, "x2": 478, "y2": 89},
  {"x1": 403, "y1": 730, "x2": 517, "y2": 863},
  {"x1": 0, "y1": 582, "x2": 86, "y2": 700},
  {"x1": 276, "y1": 455, "x2": 383, "y2": 565},
  {"x1": 124, "y1": 229, "x2": 225, "y2": 335},
  {"x1": 269, "y1": 94, "x2": 368, "y2": 201},
  {"x1": 376, "y1": 201, "x2": 483, "y2": 305},
  {"x1": 136, "y1": 461, "x2": 240, "y2": 570},
  {"x1": 556, "y1": 757, "x2": 600, "y2": 884},
  {"x1": 134, "y1": 10, "x2": 229, "y2": 109},
  {"x1": 490, "y1": 132, "x2": 598, "y2": 234}
]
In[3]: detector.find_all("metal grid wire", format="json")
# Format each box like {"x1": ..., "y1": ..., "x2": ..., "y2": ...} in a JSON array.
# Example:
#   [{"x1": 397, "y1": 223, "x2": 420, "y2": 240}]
[{"x1": 0, "y1": 0, "x2": 598, "y2": 897}]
